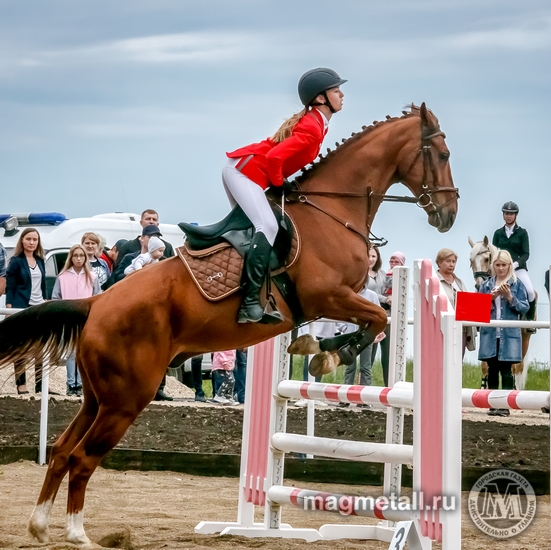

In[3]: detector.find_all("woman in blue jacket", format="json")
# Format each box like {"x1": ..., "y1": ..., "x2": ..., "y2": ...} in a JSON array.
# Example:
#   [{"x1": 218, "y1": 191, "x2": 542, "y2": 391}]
[
  {"x1": 478, "y1": 250, "x2": 529, "y2": 416},
  {"x1": 6, "y1": 228, "x2": 46, "y2": 394}
]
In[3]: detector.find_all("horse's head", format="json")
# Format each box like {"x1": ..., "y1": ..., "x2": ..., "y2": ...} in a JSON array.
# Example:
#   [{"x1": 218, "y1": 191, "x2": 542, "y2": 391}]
[
  {"x1": 397, "y1": 103, "x2": 458, "y2": 233},
  {"x1": 468, "y1": 235, "x2": 498, "y2": 289}
]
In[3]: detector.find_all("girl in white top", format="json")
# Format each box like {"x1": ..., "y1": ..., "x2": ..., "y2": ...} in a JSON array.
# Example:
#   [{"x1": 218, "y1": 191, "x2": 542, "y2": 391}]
[{"x1": 124, "y1": 237, "x2": 165, "y2": 275}]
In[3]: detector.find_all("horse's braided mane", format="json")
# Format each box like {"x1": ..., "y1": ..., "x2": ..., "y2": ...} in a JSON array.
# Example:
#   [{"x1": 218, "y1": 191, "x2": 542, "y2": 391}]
[{"x1": 295, "y1": 104, "x2": 422, "y2": 183}]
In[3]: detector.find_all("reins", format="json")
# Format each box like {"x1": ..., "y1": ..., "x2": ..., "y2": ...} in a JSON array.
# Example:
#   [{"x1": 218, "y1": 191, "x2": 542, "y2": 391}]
[{"x1": 285, "y1": 119, "x2": 460, "y2": 246}]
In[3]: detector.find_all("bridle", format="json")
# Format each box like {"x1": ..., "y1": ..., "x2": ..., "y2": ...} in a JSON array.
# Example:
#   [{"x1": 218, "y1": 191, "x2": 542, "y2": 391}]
[
  {"x1": 472, "y1": 244, "x2": 497, "y2": 286},
  {"x1": 285, "y1": 120, "x2": 460, "y2": 247}
]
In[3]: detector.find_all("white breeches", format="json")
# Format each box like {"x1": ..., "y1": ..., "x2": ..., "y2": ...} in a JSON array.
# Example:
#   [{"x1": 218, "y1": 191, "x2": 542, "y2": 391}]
[
  {"x1": 515, "y1": 269, "x2": 535, "y2": 302},
  {"x1": 222, "y1": 158, "x2": 278, "y2": 246}
]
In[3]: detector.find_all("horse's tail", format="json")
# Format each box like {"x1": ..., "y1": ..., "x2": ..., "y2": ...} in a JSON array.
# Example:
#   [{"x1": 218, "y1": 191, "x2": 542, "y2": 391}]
[{"x1": 0, "y1": 298, "x2": 94, "y2": 368}]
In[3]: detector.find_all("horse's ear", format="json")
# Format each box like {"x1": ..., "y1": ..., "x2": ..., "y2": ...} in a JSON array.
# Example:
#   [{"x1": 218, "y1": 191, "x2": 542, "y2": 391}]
[
  {"x1": 468, "y1": 236, "x2": 475, "y2": 248},
  {"x1": 420, "y1": 102, "x2": 429, "y2": 126},
  {"x1": 483, "y1": 235, "x2": 489, "y2": 246}
]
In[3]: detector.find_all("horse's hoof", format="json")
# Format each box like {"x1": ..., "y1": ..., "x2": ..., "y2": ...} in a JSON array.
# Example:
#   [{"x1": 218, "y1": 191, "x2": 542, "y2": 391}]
[
  {"x1": 308, "y1": 351, "x2": 340, "y2": 377},
  {"x1": 287, "y1": 334, "x2": 321, "y2": 356},
  {"x1": 28, "y1": 519, "x2": 50, "y2": 543},
  {"x1": 29, "y1": 505, "x2": 52, "y2": 543}
]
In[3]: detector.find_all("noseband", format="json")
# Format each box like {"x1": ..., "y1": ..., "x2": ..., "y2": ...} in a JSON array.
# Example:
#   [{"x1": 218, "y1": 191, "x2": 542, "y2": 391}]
[
  {"x1": 395, "y1": 126, "x2": 460, "y2": 217},
  {"x1": 284, "y1": 119, "x2": 459, "y2": 246}
]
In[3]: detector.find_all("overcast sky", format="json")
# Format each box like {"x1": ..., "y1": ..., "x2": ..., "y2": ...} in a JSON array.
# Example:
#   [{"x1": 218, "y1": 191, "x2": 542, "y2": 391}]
[{"x1": 1, "y1": 1, "x2": 550, "y2": 299}]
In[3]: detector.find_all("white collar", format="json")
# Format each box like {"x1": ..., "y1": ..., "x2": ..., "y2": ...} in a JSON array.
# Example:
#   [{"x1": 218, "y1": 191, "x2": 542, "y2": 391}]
[{"x1": 312, "y1": 108, "x2": 330, "y2": 130}]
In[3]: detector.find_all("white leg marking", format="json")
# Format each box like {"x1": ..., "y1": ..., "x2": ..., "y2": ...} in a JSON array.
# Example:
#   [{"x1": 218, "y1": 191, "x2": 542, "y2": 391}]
[
  {"x1": 28, "y1": 500, "x2": 53, "y2": 543},
  {"x1": 66, "y1": 511, "x2": 92, "y2": 546}
]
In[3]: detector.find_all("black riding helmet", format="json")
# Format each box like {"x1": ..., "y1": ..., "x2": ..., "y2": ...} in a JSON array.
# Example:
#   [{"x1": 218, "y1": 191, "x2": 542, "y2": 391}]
[
  {"x1": 298, "y1": 68, "x2": 347, "y2": 112},
  {"x1": 502, "y1": 201, "x2": 519, "y2": 214}
]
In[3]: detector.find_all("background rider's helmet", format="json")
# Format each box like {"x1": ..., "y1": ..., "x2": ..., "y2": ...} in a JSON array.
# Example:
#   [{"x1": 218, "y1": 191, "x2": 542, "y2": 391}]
[
  {"x1": 501, "y1": 201, "x2": 519, "y2": 214},
  {"x1": 298, "y1": 68, "x2": 347, "y2": 107}
]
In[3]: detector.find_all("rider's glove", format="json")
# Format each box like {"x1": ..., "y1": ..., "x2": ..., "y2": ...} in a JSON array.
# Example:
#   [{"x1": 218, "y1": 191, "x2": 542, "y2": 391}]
[{"x1": 271, "y1": 179, "x2": 293, "y2": 198}]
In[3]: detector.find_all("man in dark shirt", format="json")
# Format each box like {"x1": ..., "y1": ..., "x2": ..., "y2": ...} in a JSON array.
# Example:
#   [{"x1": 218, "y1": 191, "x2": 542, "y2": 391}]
[
  {"x1": 114, "y1": 209, "x2": 174, "y2": 267},
  {"x1": 492, "y1": 201, "x2": 536, "y2": 325}
]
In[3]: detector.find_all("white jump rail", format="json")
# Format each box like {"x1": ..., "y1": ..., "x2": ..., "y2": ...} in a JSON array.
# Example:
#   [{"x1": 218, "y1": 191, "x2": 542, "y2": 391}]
[
  {"x1": 0, "y1": 307, "x2": 51, "y2": 465},
  {"x1": 278, "y1": 380, "x2": 550, "y2": 411}
]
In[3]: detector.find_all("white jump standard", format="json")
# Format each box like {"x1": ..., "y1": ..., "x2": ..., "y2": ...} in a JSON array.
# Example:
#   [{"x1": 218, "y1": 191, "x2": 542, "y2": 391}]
[{"x1": 196, "y1": 260, "x2": 550, "y2": 547}]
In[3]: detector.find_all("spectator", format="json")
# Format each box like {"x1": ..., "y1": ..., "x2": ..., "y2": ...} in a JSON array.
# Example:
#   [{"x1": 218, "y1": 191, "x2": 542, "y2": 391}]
[
  {"x1": 364, "y1": 245, "x2": 390, "y2": 386},
  {"x1": 5, "y1": 228, "x2": 46, "y2": 394},
  {"x1": 107, "y1": 226, "x2": 160, "y2": 288},
  {"x1": 376, "y1": 251, "x2": 406, "y2": 387},
  {"x1": 115, "y1": 209, "x2": 174, "y2": 266},
  {"x1": 124, "y1": 237, "x2": 165, "y2": 275},
  {"x1": 189, "y1": 355, "x2": 206, "y2": 402},
  {"x1": 51, "y1": 244, "x2": 102, "y2": 396},
  {"x1": 478, "y1": 250, "x2": 529, "y2": 417},
  {"x1": 435, "y1": 248, "x2": 476, "y2": 357},
  {"x1": 99, "y1": 238, "x2": 127, "y2": 273},
  {"x1": 492, "y1": 202, "x2": 536, "y2": 330},
  {"x1": 211, "y1": 350, "x2": 238, "y2": 405},
  {"x1": 100, "y1": 239, "x2": 128, "y2": 290},
  {"x1": 0, "y1": 242, "x2": 6, "y2": 296},
  {"x1": 343, "y1": 287, "x2": 382, "y2": 389},
  {"x1": 81, "y1": 232, "x2": 110, "y2": 287},
  {"x1": 544, "y1": 269, "x2": 549, "y2": 296},
  {"x1": 234, "y1": 348, "x2": 248, "y2": 404}
]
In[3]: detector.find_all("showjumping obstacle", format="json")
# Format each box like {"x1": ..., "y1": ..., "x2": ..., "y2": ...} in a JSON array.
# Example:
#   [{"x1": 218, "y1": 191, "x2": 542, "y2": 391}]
[{"x1": 196, "y1": 260, "x2": 551, "y2": 549}]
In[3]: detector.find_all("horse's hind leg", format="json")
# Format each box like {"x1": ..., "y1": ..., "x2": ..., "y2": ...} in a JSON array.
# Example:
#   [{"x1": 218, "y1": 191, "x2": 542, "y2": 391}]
[
  {"x1": 28, "y1": 390, "x2": 99, "y2": 543},
  {"x1": 63, "y1": 402, "x2": 147, "y2": 546}
]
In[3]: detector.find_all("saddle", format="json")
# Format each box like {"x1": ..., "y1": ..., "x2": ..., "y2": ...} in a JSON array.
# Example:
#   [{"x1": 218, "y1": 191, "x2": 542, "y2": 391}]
[{"x1": 177, "y1": 204, "x2": 300, "y2": 302}]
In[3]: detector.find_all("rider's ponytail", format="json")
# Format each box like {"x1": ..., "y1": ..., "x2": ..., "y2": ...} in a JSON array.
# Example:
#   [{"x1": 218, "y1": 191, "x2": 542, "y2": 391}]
[{"x1": 271, "y1": 107, "x2": 308, "y2": 143}]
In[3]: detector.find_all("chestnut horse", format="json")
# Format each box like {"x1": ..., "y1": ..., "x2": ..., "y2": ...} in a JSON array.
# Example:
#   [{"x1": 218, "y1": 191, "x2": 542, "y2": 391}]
[
  {"x1": 468, "y1": 235, "x2": 535, "y2": 390},
  {"x1": 0, "y1": 103, "x2": 457, "y2": 547}
]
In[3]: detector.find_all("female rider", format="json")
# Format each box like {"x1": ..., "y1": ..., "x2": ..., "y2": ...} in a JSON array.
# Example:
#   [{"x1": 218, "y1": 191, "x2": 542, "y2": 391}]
[{"x1": 224, "y1": 68, "x2": 347, "y2": 324}]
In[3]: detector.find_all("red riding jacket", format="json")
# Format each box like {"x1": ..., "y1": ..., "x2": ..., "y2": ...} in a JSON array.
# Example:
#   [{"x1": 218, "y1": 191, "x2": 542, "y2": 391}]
[{"x1": 227, "y1": 109, "x2": 327, "y2": 189}]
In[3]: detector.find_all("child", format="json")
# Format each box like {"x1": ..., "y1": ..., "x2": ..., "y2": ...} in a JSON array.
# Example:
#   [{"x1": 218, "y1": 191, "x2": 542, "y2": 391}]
[
  {"x1": 124, "y1": 236, "x2": 165, "y2": 275},
  {"x1": 211, "y1": 350, "x2": 238, "y2": 405},
  {"x1": 51, "y1": 244, "x2": 102, "y2": 396}
]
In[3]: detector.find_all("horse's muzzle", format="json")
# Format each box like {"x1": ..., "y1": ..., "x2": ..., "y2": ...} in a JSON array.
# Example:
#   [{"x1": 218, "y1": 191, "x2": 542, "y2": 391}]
[{"x1": 429, "y1": 209, "x2": 456, "y2": 233}]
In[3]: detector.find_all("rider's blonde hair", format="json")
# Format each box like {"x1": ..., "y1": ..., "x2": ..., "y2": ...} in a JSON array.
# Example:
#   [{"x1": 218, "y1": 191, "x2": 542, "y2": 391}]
[
  {"x1": 271, "y1": 107, "x2": 309, "y2": 143},
  {"x1": 491, "y1": 250, "x2": 517, "y2": 282}
]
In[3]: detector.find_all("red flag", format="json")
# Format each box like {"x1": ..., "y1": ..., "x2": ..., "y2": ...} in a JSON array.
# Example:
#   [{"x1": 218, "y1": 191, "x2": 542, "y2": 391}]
[{"x1": 455, "y1": 292, "x2": 492, "y2": 323}]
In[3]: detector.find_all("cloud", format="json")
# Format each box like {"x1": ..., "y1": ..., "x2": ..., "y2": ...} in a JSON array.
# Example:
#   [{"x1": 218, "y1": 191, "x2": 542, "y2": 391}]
[
  {"x1": 0, "y1": 30, "x2": 253, "y2": 76},
  {"x1": 64, "y1": 31, "x2": 252, "y2": 64}
]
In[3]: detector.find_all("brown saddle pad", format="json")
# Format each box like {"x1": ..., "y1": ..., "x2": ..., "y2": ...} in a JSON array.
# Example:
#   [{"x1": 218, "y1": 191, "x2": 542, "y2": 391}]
[{"x1": 177, "y1": 214, "x2": 300, "y2": 302}]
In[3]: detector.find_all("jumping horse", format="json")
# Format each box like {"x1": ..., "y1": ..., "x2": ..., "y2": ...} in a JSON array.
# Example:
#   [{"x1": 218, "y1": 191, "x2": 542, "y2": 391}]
[
  {"x1": 468, "y1": 235, "x2": 535, "y2": 390},
  {"x1": 0, "y1": 103, "x2": 458, "y2": 547}
]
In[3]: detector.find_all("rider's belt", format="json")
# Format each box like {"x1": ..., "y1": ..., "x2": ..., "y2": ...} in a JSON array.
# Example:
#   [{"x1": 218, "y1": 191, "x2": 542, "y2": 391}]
[{"x1": 235, "y1": 154, "x2": 254, "y2": 172}]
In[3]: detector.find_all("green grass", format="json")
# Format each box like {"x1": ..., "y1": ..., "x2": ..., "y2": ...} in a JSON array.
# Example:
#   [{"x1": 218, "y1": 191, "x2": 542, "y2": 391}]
[
  {"x1": 524, "y1": 362, "x2": 550, "y2": 391},
  {"x1": 290, "y1": 355, "x2": 413, "y2": 386},
  {"x1": 291, "y1": 356, "x2": 550, "y2": 391}
]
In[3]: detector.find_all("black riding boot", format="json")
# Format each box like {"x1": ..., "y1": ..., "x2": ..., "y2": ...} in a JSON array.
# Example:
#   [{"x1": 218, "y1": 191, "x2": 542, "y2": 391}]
[{"x1": 238, "y1": 232, "x2": 282, "y2": 324}]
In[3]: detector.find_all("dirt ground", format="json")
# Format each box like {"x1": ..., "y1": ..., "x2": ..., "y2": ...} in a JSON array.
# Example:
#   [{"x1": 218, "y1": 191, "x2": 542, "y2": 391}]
[
  {"x1": 0, "y1": 461, "x2": 549, "y2": 550},
  {"x1": 1, "y1": 369, "x2": 550, "y2": 549},
  {"x1": 0, "y1": 395, "x2": 549, "y2": 470}
]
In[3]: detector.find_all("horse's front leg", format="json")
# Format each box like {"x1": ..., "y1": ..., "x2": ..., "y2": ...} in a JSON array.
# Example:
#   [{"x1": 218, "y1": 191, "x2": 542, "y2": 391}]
[{"x1": 289, "y1": 289, "x2": 388, "y2": 377}]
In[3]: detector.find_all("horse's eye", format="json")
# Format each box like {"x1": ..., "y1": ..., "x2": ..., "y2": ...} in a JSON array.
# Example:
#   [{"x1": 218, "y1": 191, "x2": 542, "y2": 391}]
[{"x1": 439, "y1": 152, "x2": 450, "y2": 162}]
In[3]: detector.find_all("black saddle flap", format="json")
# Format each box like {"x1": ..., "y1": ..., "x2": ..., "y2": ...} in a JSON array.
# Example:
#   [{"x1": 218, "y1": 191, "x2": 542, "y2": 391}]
[
  {"x1": 179, "y1": 205, "x2": 251, "y2": 249},
  {"x1": 179, "y1": 203, "x2": 292, "y2": 269}
]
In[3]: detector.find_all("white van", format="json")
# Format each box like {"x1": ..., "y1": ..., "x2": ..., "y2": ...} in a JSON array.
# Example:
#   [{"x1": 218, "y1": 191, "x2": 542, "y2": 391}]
[{"x1": 0, "y1": 212, "x2": 185, "y2": 299}]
